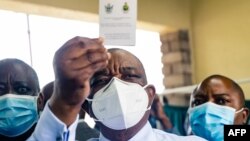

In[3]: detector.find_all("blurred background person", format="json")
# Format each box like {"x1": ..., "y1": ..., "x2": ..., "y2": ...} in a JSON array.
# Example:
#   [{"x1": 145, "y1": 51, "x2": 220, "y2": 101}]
[{"x1": 148, "y1": 94, "x2": 174, "y2": 133}]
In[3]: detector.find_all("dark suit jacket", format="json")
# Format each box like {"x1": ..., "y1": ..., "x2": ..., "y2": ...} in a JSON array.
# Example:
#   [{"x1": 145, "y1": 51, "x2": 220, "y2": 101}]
[{"x1": 76, "y1": 120, "x2": 100, "y2": 141}]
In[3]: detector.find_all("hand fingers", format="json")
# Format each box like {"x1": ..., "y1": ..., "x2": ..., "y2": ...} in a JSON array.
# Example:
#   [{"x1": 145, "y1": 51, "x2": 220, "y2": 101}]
[
  {"x1": 57, "y1": 36, "x2": 105, "y2": 60},
  {"x1": 52, "y1": 36, "x2": 109, "y2": 108},
  {"x1": 92, "y1": 37, "x2": 104, "y2": 44},
  {"x1": 53, "y1": 36, "x2": 111, "y2": 97},
  {"x1": 74, "y1": 60, "x2": 108, "y2": 84},
  {"x1": 67, "y1": 51, "x2": 109, "y2": 70}
]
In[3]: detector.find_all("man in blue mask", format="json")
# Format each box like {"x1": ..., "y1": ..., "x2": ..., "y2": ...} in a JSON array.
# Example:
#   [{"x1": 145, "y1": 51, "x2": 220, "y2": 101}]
[
  {"x1": 189, "y1": 74, "x2": 249, "y2": 141},
  {"x1": 0, "y1": 59, "x2": 42, "y2": 141}
]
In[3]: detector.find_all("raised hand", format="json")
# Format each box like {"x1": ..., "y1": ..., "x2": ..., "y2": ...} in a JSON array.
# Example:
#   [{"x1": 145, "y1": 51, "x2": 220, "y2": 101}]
[{"x1": 49, "y1": 36, "x2": 110, "y2": 125}]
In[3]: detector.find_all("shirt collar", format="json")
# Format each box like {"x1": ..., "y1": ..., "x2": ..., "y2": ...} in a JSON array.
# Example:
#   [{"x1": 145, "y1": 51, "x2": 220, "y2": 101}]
[{"x1": 99, "y1": 122, "x2": 156, "y2": 141}]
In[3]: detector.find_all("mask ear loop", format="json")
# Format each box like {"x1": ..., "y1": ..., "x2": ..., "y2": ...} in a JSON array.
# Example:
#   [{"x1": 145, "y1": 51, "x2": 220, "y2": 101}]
[
  {"x1": 86, "y1": 97, "x2": 93, "y2": 101},
  {"x1": 234, "y1": 108, "x2": 245, "y2": 124},
  {"x1": 235, "y1": 108, "x2": 244, "y2": 114},
  {"x1": 143, "y1": 84, "x2": 149, "y2": 89},
  {"x1": 84, "y1": 99, "x2": 104, "y2": 122}
]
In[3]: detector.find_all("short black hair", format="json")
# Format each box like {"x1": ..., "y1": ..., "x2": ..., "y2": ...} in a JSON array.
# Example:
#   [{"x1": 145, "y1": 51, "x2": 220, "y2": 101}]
[{"x1": 0, "y1": 58, "x2": 40, "y2": 93}]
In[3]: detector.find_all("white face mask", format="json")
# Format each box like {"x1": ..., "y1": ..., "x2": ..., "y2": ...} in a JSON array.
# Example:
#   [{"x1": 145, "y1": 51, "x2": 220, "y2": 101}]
[{"x1": 86, "y1": 77, "x2": 150, "y2": 130}]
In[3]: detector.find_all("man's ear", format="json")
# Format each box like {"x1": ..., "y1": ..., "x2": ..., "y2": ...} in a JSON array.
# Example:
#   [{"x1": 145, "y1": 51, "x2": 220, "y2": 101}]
[
  {"x1": 145, "y1": 84, "x2": 156, "y2": 107},
  {"x1": 37, "y1": 92, "x2": 44, "y2": 111},
  {"x1": 82, "y1": 100, "x2": 90, "y2": 114},
  {"x1": 242, "y1": 107, "x2": 249, "y2": 124},
  {"x1": 79, "y1": 108, "x2": 86, "y2": 119}
]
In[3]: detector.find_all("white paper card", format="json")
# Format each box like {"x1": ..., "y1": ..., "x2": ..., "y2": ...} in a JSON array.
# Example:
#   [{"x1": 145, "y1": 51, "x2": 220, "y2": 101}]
[{"x1": 99, "y1": 0, "x2": 137, "y2": 46}]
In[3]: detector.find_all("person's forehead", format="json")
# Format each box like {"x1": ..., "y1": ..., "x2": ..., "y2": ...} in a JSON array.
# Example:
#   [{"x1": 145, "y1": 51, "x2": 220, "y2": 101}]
[
  {"x1": 195, "y1": 77, "x2": 237, "y2": 96},
  {"x1": 205, "y1": 78, "x2": 232, "y2": 90},
  {"x1": 0, "y1": 62, "x2": 36, "y2": 84},
  {"x1": 108, "y1": 50, "x2": 142, "y2": 69}
]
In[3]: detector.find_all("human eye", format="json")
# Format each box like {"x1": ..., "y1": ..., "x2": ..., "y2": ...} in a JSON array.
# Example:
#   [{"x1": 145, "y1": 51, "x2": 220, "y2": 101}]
[
  {"x1": 192, "y1": 98, "x2": 205, "y2": 107},
  {"x1": 0, "y1": 83, "x2": 7, "y2": 95},
  {"x1": 91, "y1": 76, "x2": 110, "y2": 87},
  {"x1": 122, "y1": 73, "x2": 140, "y2": 81},
  {"x1": 215, "y1": 97, "x2": 227, "y2": 105},
  {"x1": 15, "y1": 86, "x2": 31, "y2": 94}
]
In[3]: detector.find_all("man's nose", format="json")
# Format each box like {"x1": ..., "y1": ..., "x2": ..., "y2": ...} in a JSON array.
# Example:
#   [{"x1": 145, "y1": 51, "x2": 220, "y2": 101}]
[
  {"x1": 6, "y1": 84, "x2": 16, "y2": 94},
  {"x1": 112, "y1": 74, "x2": 122, "y2": 79}
]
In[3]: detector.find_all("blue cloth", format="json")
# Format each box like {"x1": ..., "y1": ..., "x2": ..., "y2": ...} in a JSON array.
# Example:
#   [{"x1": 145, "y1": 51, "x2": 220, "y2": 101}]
[
  {"x1": 27, "y1": 102, "x2": 78, "y2": 141},
  {"x1": 163, "y1": 104, "x2": 188, "y2": 135}
]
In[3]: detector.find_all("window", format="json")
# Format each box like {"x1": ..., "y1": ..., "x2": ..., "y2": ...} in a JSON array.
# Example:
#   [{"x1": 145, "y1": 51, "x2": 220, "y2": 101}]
[
  {"x1": 0, "y1": 9, "x2": 164, "y2": 127},
  {"x1": 0, "y1": 10, "x2": 31, "y2": 64},
  {"x1": 28, "y1": 14, "x2": 164, "y2": 94}
]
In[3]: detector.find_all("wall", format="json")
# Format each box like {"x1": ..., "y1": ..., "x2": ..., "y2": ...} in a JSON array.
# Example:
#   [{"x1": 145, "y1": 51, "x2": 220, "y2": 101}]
[
  {"x1": 191, "y1": 0, "x2": 250, "y2": 99},
  {"x1": 1, "y1": 0, "x2": 191, "y2": 31},
  {"x1": 1, "y1": 0, "x2": 249, "y2": 99}
]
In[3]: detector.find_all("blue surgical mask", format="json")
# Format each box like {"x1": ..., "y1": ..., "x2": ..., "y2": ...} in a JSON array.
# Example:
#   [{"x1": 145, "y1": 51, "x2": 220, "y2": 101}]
[
  {"x1": 0, "y1": 94, "x2": 38, "y2": 137},
  {"x1": 189, "y1": 102, "x2": 243, "y2": 141}
]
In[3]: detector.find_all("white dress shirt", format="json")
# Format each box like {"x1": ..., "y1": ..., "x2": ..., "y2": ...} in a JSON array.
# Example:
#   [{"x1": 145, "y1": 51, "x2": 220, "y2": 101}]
[
  {"x1": 27, "y1": 103, "x2": 206, "y2": 141},
  {"x1": 87, "y1": 122, "x2": 207, "y2": 141},
  {"x1": 27, "y1": 102, "x2": 78, "y2": 141}
]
